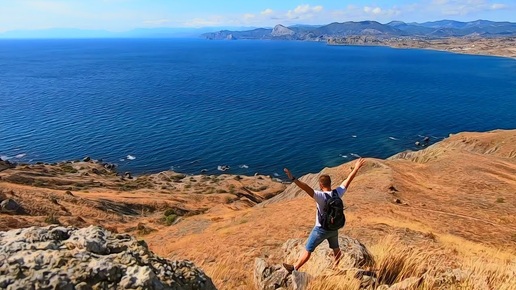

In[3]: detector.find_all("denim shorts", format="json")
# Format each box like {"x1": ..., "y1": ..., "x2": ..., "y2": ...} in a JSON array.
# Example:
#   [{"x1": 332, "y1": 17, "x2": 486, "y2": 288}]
[{"x1": 305, "y1": 226, "x2": 339, "y2": 252}]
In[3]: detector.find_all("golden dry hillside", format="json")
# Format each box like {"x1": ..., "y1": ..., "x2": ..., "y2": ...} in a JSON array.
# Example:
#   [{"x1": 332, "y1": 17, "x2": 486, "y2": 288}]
[
  {"x1": 1, "y1": 129, "x2": 515, "y2": 289},
  {"x1": 144, "y1": 129, "x2": 516, "y2": 289}
]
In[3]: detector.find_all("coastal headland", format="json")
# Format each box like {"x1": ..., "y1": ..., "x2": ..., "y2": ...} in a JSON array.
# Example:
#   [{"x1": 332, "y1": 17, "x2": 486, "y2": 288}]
[{"x1": 203, "y1": 20, "x2": 516, "y2": 59}]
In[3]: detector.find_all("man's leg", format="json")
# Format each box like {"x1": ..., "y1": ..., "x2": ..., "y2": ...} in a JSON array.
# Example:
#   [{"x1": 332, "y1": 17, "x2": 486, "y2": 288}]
[
  {"x1": 327, "y1": 233, "x2": 342, "y2": 267},
  {"x1": 293, "y1": 250, "x2": 311, "y2": 270},
  {"x1": 284, "y1": 227, "x2": 323, "y2": 272},
  {"x1": 332, "y1": 247, "x2": 342, "y2": 266}
]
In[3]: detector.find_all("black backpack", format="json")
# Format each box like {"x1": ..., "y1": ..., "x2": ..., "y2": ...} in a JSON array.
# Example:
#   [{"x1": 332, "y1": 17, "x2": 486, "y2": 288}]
[{"x1": 320, "y1": 189, "x2": 346, "y2": 231}]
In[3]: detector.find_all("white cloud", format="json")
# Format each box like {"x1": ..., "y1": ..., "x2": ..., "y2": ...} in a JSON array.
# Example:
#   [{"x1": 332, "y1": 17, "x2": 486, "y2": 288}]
[
  {"x1": 286, "y1": 4, "x2": 324, "y2": 19},
  {"x1": 261, "y1": 8, "x2": 274, "y2": 15},
  {"x1": 143, "y1": 19, "x2": 171, "y2": 25},
  {"x1": 425, "y1": 0, "x2": 512, "y2": 16},
  {"x1": 312, "y1": 5, "x2": 324, "y2": 13},
  {"x1": 490, "y1": 3, "x2": 507, "y2": 10},
  {"x1": 243, "y1": 13, "x2": 255, "y2": 20},
  {"x1": 294, "y1": 4, "x2": 311, "y2": 14},
  {"x1": 182, "y1": 17, "x2": 226, "y2": 27},
  {"x1": 364, "y1": 6, "x2": 383, "y2": 15}
]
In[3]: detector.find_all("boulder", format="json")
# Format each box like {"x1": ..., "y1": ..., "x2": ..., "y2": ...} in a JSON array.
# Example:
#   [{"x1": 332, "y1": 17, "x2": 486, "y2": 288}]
[
  {"x1": 0, "y1": 225, "x2": 217, "y2": 290},
  {"x1": 255, "y1": 235, "x2": 373, "y2": 289},
  {"x1": 0, "y1": 199, "x2": 21, "y2": 214},
  {"x1": 254, "y1": 258, "x2": 309, "y2": 290},
  {"x1": 0, "y1": 160, "x2": 14, "y2": 172},
  {"x1": 282, "y1": 236, "x2": 374, "y2": 275},
  {"x1": 82, "y1": 156, "x2": 91, "y2": 162}
]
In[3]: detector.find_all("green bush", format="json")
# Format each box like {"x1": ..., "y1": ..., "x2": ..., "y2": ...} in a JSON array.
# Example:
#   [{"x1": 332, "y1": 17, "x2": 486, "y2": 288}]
[
  {"x1": 164, "y1": 214, "x2": 177, "y2": 226},
  {"x1": 164, "y1": 208, "x2": 176, "y2": 217},
  {"x1": 44, "y1": 214, "x2": 60, "y2": 225}
]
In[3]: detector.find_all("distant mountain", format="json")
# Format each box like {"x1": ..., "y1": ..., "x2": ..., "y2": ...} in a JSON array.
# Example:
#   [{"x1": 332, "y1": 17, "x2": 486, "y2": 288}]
[
  {"x1": 0, "y1": 28, "x2": 116, "y2": 39},
  {"x1": 203, "y1": 20, "x2": 516, "y2": 40},
  {"x1": 0, "y1": 26, "x2": 260, "y2": 39},
  {"x1": 2, "y1": 20, "x2": 515, "y2": 39}
]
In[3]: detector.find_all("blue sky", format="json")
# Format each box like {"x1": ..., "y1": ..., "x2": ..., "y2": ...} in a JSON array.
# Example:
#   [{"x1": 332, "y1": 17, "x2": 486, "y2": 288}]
[{"x1": 0, "y1": 0, "x2": 514, "y2": 32}]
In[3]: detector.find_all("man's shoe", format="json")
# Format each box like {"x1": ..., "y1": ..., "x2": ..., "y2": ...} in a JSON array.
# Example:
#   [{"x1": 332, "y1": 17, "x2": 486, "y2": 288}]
[{"x1": 282, "y1": 263, "x2": 295, "y2": 273}]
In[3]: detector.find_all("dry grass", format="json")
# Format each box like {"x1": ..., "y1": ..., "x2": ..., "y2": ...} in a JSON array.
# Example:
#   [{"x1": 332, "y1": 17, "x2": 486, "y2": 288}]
[{"x1": 307, "y1": 236, "x2": 516, "y2": 290}]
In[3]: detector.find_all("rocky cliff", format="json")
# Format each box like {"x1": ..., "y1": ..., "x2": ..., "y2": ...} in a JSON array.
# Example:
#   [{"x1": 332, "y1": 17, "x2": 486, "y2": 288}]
[{"x1": 0, "y1": 225, "x2": 216, "y2": 290}]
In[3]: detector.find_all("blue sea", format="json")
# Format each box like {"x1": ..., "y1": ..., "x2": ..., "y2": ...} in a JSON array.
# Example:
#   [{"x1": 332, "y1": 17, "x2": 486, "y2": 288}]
[{"x1": 0, "y1": 39, "x2": 515, "y2": 177}]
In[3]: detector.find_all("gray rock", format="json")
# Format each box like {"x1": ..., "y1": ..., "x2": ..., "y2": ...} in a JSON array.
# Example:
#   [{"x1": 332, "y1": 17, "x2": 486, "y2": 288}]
[
  {"x1": 254, "y1": 258, "x2": 310, "y2": 290},
  {"x1": 254, "y1": 258, "x2": 289, "y2": 290},
  {"x1": 0, "y1": 225, "x2": 217, "y2": 290},
  {"x1": 271, "y1": 25, "x2": 295, "y2": 37},
  {"x1": 0, "y1": 199, "x2": 21, "y2": 214},
  {"x1": 282, "y1": 235, "x2": 374, "y2": 274},
  {"x1": 255, "y1": 235, "x2": 372, "y2": 290},
  {"x1": 291, "y1": 271, "x2": 310, "y2": 290},
  {"x1": 83, "y1": 156, "x2": 91, "y2": 162}
]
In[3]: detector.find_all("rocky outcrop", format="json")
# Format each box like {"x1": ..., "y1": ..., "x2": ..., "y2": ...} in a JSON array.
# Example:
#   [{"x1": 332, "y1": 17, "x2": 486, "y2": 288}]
[
  {"x1": 0, "y1": 225, "x2": 216, "y2": 290},
  {"x1": 255, "y1": 235, "x2": 374, "y2": 289},
  {"x1": 282, "y1": 236, "x2": 374, "y2": 274},
  {"x1": 0, "y1": 159, "x2": 14, "y2": 172},
  {"x1": 0, "y1": 199, "x2": 22, "y2": 214},
  {"x1": 254, "y1": 258, "x2": 310, "y2": 290},
  {"x1": 271, "y1": 25, "x2": 295, "y2": 37}
]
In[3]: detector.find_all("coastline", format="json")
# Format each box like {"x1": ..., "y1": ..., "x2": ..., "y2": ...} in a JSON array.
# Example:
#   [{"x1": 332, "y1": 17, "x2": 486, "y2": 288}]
[{"x1": 327, "y1": 36, "x2": 516, "y2": 60}]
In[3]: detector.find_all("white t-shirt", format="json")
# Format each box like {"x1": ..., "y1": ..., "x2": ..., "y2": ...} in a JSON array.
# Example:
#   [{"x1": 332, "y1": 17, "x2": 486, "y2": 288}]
[{"x1": 313, "y1": 186, "x2": 346, "y2": 227}]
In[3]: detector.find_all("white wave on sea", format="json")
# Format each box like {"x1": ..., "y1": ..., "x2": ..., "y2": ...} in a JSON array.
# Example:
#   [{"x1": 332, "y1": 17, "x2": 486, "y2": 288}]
[
  {"x1": 126, "y1": 155, "x2": 136, "y2": 160},
  {"x1": 0, "y1": 155, "x2": 9, "y2": 160},
  {"x1": 217, "y1": 165, "x2": 230, "y2": 171},
  {"x1": 388, "y1": 137, "x2": 399, "y2": 140},
  {"x1": 239, "y1": 164, "x2": 249, "y2": 169},
  {"x1": 352, "y1": 135, "x2": 357, "y2": 138},
  {"x1": 350, "y1": 153, "x2": 361, "y2": 158},
  {"x1": 339, "y1": 154, "x2": 348, "y2": 158}
]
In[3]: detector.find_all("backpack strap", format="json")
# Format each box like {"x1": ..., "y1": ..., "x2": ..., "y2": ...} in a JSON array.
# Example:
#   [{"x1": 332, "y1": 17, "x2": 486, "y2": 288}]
[{"x1": 331, "y1": 189, "x2": 338, "y2": 198}]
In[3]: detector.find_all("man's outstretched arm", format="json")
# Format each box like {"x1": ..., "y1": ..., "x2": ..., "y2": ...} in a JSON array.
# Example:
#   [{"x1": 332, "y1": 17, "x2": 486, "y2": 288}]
[
  {"x1": 340, "y1": 158, "x2": 366, "y2": 190},
  {"x1": 284, "y1": 168, "x2": 315, "y2": 198}
]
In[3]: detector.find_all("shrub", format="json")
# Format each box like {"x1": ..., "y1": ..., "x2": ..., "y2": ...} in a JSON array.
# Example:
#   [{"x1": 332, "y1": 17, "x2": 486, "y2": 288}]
[
  {"x1": 164, "y1": 208, "x2": 176, "y2": 217},
  {"x1": 44, "y1": 214, "x2": 60, "y2": 225},
  {"x1": 61, "y1": 165, "x2": 78, "y2": 173},
  {"x1": 164, "y1": 214, "x2": 177, "y2": 226},
  {"x1": 496, "y1": 197, "x2": 505, "y2": 203}
]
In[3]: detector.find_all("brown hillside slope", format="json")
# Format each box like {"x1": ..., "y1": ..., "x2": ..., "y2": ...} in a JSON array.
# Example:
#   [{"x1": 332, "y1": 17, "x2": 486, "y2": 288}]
[
  {"x1": 0, "y1": 161, "x2": 286, "y2": 233},
  {"x1": 146, "y1": 129, "x2": 516, "y2": 289}
]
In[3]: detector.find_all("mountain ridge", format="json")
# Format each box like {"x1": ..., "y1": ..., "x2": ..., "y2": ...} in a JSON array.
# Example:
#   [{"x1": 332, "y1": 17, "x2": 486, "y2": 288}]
[{"x1": 203, "y1": 19, "x2": 516, "y2": 40}]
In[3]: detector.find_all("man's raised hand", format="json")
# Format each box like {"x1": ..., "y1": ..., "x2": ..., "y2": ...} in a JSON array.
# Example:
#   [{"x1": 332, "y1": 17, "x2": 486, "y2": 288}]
[
  {"x1": 354, "y1": 158, "x2": 366, "y2": 170},
  {"x1": 284, "y1": 168, "x2": 294, "y2": 180}
]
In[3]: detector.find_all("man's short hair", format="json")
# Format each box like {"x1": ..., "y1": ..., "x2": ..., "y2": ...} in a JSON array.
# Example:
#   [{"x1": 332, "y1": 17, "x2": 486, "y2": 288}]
[{"x1": 319, "y1": 174, "x2": 331, "y2": 188}]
